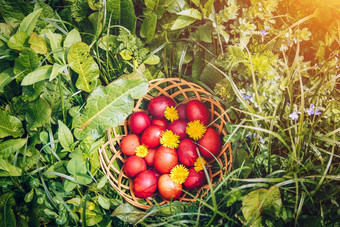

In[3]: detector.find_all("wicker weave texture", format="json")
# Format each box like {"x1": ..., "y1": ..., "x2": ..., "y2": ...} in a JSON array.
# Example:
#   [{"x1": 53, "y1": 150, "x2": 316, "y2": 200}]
[{"x1": 98, "y1": 78, "x2": 233, "y2": 209}]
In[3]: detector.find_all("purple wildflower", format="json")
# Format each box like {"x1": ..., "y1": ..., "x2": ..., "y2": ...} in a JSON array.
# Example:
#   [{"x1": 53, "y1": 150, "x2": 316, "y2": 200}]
[
  {"x1": 307, "y1": 104, "x2": 315, "y2": 115},
  {"x1": 260, "y1": 30, "x2": 267, "y2": 36},
  {"x1": 289, "y1": 111, "x2": 299, "y2": 120}
]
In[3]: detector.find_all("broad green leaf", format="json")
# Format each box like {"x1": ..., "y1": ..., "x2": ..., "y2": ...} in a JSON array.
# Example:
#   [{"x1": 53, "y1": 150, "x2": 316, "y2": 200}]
[
  {"x1": 200, "y1": 57, "x2": 223, "y2": 89},
  {"x1": 34, "y1": 1, "x2": 56, "y2": 29},
  {"x1": 0, "y1": 138, "x2": 27, "y2": 159},
  {"x1": 72, "y1": 69, "x2": 148, "y2": 140},
  {"x1": 111, "y1": 203, "x2": 145, "y2": 224},
  {"x1": 75, "y1": 173, "x2": 92, "y2": 185},
  {"x1": 106, "y1": 0, "x2": 121, "y2": 27},
  {"x1": 0, "y1": 68, "x2": 15, "y2": 93},
  {"x1": 98, "y1": 35, "x2": 117, "y2": 51},
  {"x1": 0, "y1": 193, "x2": 16, "y2": 227},
  {"x1": 84, "y1": 210, "x2": 103, "y2": 226},
  {"x1": 171, "y1": 16, "x2": 197, "y2": 30},
  {"x1": 167, "y1": 0, "x2": 188, "y2": 13},
  {"x1": 67, "y1": 157, "x2": 87, "y2": 175},
  {"x1": 64, "y1": 29, "x2": 81, "y2": 49},
  {"x1": 21, "y1": 65, "x2": 52, "y2": 86},
  {"x1": 196, "y1": 23, "x2": 213, "y2": 43},
  {"x1": 63, "y1": 179, "x2": 77, "y2": 192},
  {"x1": 120, "y1": 49, "x2": 132, "y2": 60},
  {"x1": 50, "y1": 63, "x2": 68, "y2": 81},
  {"x1": 177, "y1": 8, "x2": 202, "y2": 20},
  {"x1": 0, "y1": 110, "x2": 24, "y2": 138},
  {"x1": 143, "y1": 55, "x2": 160, "y2": 65},
  {"x1": 88, "y1": 12, "x2": 103, "y2": 39},
  {"x1": 0, "y1": 0, "x2": 28, "y2": 28},
  {"x1": 18, "y1": 9, "x2": 42, "y2": 36},
  {"x1": 242, "y1": 186, "x2": 282, "y2": 224},
  {"x1": 140, "y1": 12, "x2": 157, "y2": 43},
  {"x1": 7, "y1": 32, "x2": 28, "y2": 51},
  {"x1": 48, "y1": 30, "x2": 63, "y2": 63},
  {"x1": 97, "y1": 175, "x2": 108, "y2": 189},
  {"x1": 24, "y1": 188, "x2": 34, "y2": 203},
  {"x1": 0, "y1": 23, "x2": 14, "y2": 36},
  {"x1": 25, "y1": 98, "x2": 52, "y2": 130},
  {"x1": 0, "y1": 159, "x2": 22, "y2": 176},
  {"x1": 58, "y1": 120, "x2": 74, "y2": 149},
  {"x1": 120, "y1": 0, "x2": 136, "y2": 33},
  {"x1": 98, "y1": 195, "x2": 110, "y2": 210},
  {"x1": 28, "y1": 32, "x2": 48, "y2": 55},
  {"x1": 232, "y1": 149, "x2": 252, "y2": 178},
  {"x1": 14, "y1": 48, "x2": 40, "y2": 82},
  {"x1": 67, "y1": 41, "x2": 99, "y2": 92},
  {"x1": 202, "y1": 0, "x2": 214, "y2": 18}
]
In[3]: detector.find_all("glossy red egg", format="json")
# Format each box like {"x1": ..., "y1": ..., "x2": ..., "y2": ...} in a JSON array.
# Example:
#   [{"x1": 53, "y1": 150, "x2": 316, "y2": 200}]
[
  {"x1": 120, "y1": 134, "x2": 140, "y2": 156},
  {"x1": 144, "y1": 148, "x2": 157, "y2": 166},
  {"x1": 148, "y1": 96, "x2": 176, "y2": 119},
  {"x1": 176, "y1": 104, "x2": 187, "y2": 120},
  {"x1": 177, "y1": 138, "x2": 198, "y2": 167},
  {"x1": 124, "y1": 156, "x2": 146, "y2": 178},
  {"x1": 167, "y1": 119, "x2": 188, "y2": 140},
  {"x1": 158, "y1": 174, "x2": 182, "y2": 200},
  {"x1": 151, "y1": 118, "x2": 168, "y2": 129},
  {"x1": 198, "y1": 128, "x2": 221, "y2": 159},
  {"x1": 186, "y1": 100, "x2": 210, "y2": 125},
  {"x1": 183, "y1": 168, "x2": 206, "y2": 190},
  {"x1": 133, "y1": 170, "x2": 157, "y2": 198},
  {"x1": 141, "y1": 125, "x2": 164, "y2": 148},
  {"x1": 154, "y1": 146, "x2": 178, "y2": 174},
  {"x1": 128, "y1": 112, "x2": 151, "y2": 134}
]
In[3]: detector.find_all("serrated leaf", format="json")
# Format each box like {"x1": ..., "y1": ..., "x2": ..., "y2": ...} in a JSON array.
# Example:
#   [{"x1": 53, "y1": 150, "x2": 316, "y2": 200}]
[
  {"x1": 177, "y1": 8, "x2": 202, "y2": 20},
  {"x1": 140, "y1": 12, "x2": 157, "y2": 43},
  {"x1": 21, "y1": 65, "x2": 52, "y2": 86},
  {"x1": 25, "y1": 98, "x2": 52, "y2": 130},
  {"x1": 14, "y1": 48, "x2": 40, "y2": 82},
  {"x1": 18, "y1": 9, "x2": 42, "y2": 36},
  {"x1": 64, "y1": 29, "x2": 81, "y2": 49},
  {"x1": 98, "y1": 195, "x2": 110, "y2": 210},
  {"x1": 7, "y1": 32, "x2": 28, "y2": 51},
  {"x1": 58, "y1": 120, "x2": 74, "y2": 149},
  {"x1": 0, "y1": 68, "x2": 15, "y2": 93},
  {"x1": 0, "y1": 110, "x2": 24, "y2": 138},
  {"x1": 28, "y1": 32, "x2": 48, "y2": 55},
  {"x1": 0, "y1": 159, "x2": 22, "y2": 176},
  {"x1": 242, "y1": 186, "x2": 282, "y2": 224},
  {"x1": 67, "y1": 41, "x2": 99, "y2": 92},
  {"x1": 0, "y1": 138, "x2": 27, "y2": 159},
  {"x1": 171, "y1": 16, "x2": 197, "y2": 30},
  {"x1": 72, "y1": 69, "x2": 148, "y2": 140},
  {"x1": 111, "y1": 203, "x2": 145, "y2": 224}
]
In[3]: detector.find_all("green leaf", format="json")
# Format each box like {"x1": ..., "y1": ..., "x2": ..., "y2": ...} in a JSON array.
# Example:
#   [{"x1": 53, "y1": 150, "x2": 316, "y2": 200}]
[
  {"x1": 72, "y1": 69, "x2": 148, "y2": 140},
  {"x1": 50, "y1": 63, "x2": 68, "y2": 81},
  {"x1": 0, "y1": 193, "x2": 16, "y2": 227},
  {"x1": 64, "y1": 29, "x2": 81, "y2": 49},
  {"x1": 21, "y1": 65, "x2": 52, "y2": 86},
  {"x1": 63, "y1": 179, "x2": 77, "y2": 192},
  {"x1": 75, "y1": 173, "x2": 92, "y2": 185},
  {"x1": 0, "y1": 159, "x2": 22, "y2": 176},
  {"x1": 25, "y1": 98, "x2": 52, "y2": 130},
  {"x1": 177, "y1": 8, "x2": 202, "y2": 20},
  {"x1": 232, "y1": 149, "x2": 252, "y2": 178},
  {"x1": 48, "y1": 30, "x2": 63, "y2": 63},
  {"x1": 84, "y1": 209, "x2": 103, "y2": 226},
  {"x1": 0, "y1": 23, "x2": 14, "y2": 37},
  {"x1": 171, "y1": 16, "x2": 197, "y2": 30},
  {"x1": 0, "y1": 110, "x2": 24, "y2": 138},
  {"x1": 67, "y1": 41, "x2": 99, "y2": 92},
  {"x1": 98, "y1": 195, "x2": 110, "y2": 210},
  {"x1": 67, "y1": 157, "x2": 87, "y2": 175},
  {"x1": 0, "y1": 0, "x2": 28, "y2": 28},
  {"x1": 14, "y1": 48, "x2": 40, "y2": 82},
  {"x1": 97, "y1": 175, "x2": 108, "y2": 189},
  {"x1": 0, "y1": 138, "x2": 27, "y2": 159},
  {"x1": 28, "y1": 32, "x2": 48, "y2": 55},
  {"x1": 58, "y1": 120, "x2": 74, "y2": 149},
  {"x1": 7, "y1": 32, "x2": 28, "y2": 51},
  {"x1": 120, "y1": 0, "x2": 136, "y2": 33},
  {"x1": 242, "y1": 186, "x2": 282, "y2": 224},
  {"x1": 140, "y1": 12, "x2": 157, "y2": 43},
  {"x1": 34, "y1": 1, "x2": 56, "y2": 29},
  {"x1": 0, "y1": 68, "x2": 15, "y2": 93},
  {"x1": 24, "y1": 188, "x2": 34, "y2": 203},
  {"x1": 111, "y1": 203, "x2": 145, "y2": 224},
  {"x1": 143, "y1": 55, "x2": 160, "y2": 65},
  {"x1": 18, "y1": 9, "x2": 42, "y2": 36}
]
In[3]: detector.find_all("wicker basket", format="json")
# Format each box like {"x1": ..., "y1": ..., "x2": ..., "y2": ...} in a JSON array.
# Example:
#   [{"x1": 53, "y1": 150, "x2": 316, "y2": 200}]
[{"x1": 98, "y1": 78, "x2": 233, "y2": 209}]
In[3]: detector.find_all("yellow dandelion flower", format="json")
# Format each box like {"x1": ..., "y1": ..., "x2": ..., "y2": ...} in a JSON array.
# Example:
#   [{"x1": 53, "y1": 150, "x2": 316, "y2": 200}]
[
  {"x1": 160, "y1": 130, "x2": 180, "y2": 148},
  {"x1": 164, "y1": 106, "x2": 179, "y2": 122},
  {"x1": 186, "y1": 120, "x2": 207, "y2": 140},
  {"x1": 170, "y1": 164, "x2": 189, "y2": 184},
  {"x1": 135, "y1": 145, "x2": 148, "y2": 158},
  {"x1": 194, "y1": 157, "x2": 207, "y2": 172}
]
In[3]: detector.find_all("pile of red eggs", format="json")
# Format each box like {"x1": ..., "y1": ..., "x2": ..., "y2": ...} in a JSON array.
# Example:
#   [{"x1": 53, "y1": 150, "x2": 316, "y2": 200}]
[{"x1": 121, "y1": 96, "x2": 221, "y2": 201}]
